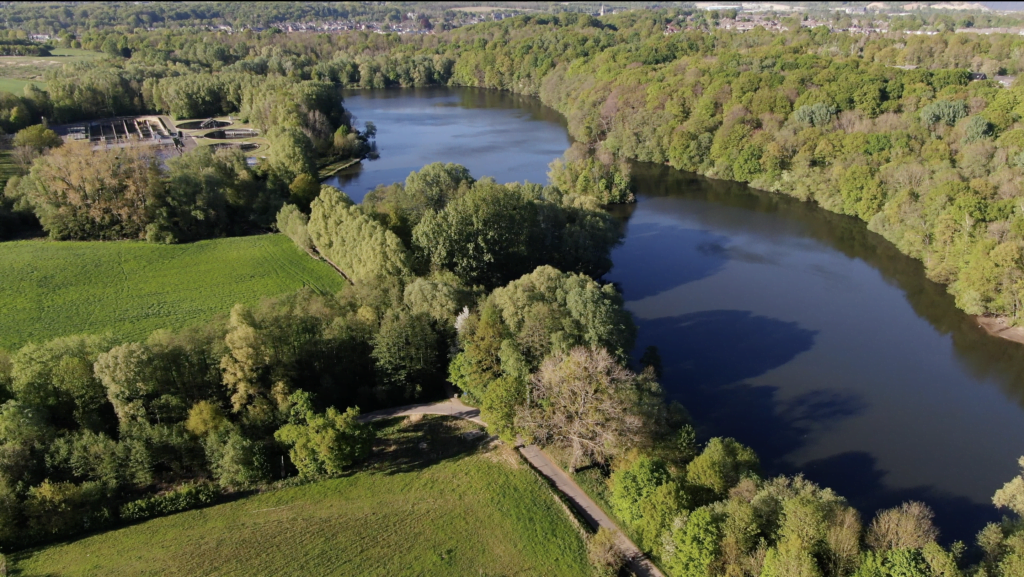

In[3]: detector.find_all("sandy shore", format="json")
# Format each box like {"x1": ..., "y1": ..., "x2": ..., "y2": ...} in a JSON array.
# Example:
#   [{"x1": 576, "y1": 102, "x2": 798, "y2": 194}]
[{"x1": 976, "y1": 315, "x2": 1024, "y2": 345}]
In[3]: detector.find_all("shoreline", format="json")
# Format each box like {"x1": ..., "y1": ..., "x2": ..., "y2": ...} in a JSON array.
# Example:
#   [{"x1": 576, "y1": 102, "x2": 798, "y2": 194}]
[
  {"x1": 318, "y1": 156, "x2": 363, "y2": 179},
  {"x1": 976, "y1": 315, "x2": 1024, "y2": 345}
]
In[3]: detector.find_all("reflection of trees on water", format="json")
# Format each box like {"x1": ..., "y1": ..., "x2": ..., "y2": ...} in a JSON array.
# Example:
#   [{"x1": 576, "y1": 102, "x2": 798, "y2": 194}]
[
  {"x1": 342, "y1": 86, "x2": 568, "y2": 128},
  {"x1": 626, "y1": 161, "x2": 1024, "y2": 410},
  {"x1": 328, "y1": 160, "x2": 365, "y2": 190},
  {"x1": 620, "y1": 162, "x2": 1020, "y2": 542}
]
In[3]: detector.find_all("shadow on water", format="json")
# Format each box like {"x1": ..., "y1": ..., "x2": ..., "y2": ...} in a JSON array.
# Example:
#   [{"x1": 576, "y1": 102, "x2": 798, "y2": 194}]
[
  {"x1": 640, "y1": 310, "x2": 818, "y2": 387},
  {"x1": 629, "y1": 161, "x2": 1024, "y2": 409},
  {"x1": 625, "y1": 162, "x2": 1017, "y2": 542},
  {"x1": 798, "y1": 451, "x2": 997, "y2": 544},
  {"x1": 637, "y1": 310, "x2": 864, "y2": 462},
  {"x1": 608, "y1": 223, "x2": 730, "y2": 299}
]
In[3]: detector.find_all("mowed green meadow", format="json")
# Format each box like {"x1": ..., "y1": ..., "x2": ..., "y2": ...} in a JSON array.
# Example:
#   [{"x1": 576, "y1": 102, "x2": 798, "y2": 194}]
[
  {"x1": 0, "y1": 47, "x2": 101, "y2": 92},
  {"x1": 12, "y1": 450, "x2": 591, "y2": 577},
  {"x1": 0, "y1": 234, "x2": 347, "y2": 350},
  {"x1": 0, "y1": 76, "x2": 41, "y2": 94}
]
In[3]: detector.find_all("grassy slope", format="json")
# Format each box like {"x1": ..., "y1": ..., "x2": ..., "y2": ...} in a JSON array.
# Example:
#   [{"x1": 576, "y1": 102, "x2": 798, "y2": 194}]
[
  {"x1": 0, "y1": 234, "x2": 347, "y2": 350},
  {"x1": 0, "y1": 48, "x2": 100, "y2": 92},
  {"x1": 0, "y1": 76, "x2": 41, "y2": 93},
  {"x1": 13, "y1": 419, "x2": 591, "y2": 577}
]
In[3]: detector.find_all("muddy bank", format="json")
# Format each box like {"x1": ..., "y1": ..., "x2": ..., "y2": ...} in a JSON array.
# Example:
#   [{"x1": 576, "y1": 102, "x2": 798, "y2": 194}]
[{"x1": 977, "y1": 315, "x2": 1024, "y2": 345}]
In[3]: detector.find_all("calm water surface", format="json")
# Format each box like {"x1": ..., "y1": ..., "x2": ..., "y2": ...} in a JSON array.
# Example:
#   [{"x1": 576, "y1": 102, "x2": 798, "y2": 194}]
[
  {"x1": 338, "y1": 88, "x2": 1024, "y2": 542},
  {"x1": 324, "y1": 88, "x2": 570, "y2": 201}
]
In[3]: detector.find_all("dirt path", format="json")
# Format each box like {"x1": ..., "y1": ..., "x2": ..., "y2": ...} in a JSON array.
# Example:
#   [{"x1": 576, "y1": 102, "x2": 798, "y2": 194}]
[{"x1": 361, "y1": 398, "x2": 666, "y2": 577}]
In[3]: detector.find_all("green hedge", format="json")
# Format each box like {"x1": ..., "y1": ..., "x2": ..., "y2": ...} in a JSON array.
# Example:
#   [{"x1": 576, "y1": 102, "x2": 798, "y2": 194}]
[{"x1": 119, "y1": 482, "x2": 220, "y2": 522}]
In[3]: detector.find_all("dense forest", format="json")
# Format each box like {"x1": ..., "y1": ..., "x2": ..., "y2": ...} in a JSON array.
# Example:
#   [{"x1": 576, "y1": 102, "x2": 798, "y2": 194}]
[
  {"x1": 5, "y1": 9, "x2": 1024, "y2": 319},
  {"x1": 4, "y1": 5, "x2": 1024, "y2": 576}
]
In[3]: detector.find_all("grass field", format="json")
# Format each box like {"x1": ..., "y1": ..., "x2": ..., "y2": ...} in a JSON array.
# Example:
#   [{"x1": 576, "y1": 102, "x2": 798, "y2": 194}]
[
  {"x1": 12, "y1": 417, "x2": 591, "y2": 577},
  {"x1": 0, "y1": 48, "x2": 100, "y2": 92},
  {"x1": 0, "y1": 234, "x2": 348, "y2": 351},
  {"x1": 0, "y1": 76, "x2": 41, "y2": 94}
]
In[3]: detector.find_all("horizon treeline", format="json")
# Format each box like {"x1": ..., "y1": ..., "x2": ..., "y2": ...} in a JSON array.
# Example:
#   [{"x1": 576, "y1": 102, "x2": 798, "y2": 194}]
[{"x1": 6, "y1": 9, "x2": 1024, "y2": 320}]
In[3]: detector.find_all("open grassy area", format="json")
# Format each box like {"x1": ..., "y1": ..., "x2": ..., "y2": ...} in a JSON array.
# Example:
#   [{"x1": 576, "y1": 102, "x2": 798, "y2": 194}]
[
  {"x1": 0, "y1": 76, "x2": 42, "y2": 94},
  {"x1": 0, "y1": 48, "x2": 101, "y2": 92},
  {"x1": 0, "y1": 234, "x2": 347, "y2": 350},
  {"x1": 11, "y1": 417, "x2": 591, "y2": 577}
]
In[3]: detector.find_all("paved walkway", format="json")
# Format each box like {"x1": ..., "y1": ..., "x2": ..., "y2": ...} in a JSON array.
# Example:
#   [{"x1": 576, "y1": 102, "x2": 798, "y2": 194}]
[{"x1": 361, "y1": 398, "x2": 666, "y2": 577}]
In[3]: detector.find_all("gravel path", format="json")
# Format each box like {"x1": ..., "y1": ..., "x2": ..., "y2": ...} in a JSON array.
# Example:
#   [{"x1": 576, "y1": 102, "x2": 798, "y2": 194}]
[{"x1": 361, "y1": 398, "x2": 666, "y2": 577}]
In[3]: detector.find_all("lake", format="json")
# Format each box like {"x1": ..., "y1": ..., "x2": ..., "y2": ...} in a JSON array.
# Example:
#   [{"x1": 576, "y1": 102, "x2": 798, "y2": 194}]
[{"x1": 332, "y1": 87, "x2": 1024, "y2": 542}]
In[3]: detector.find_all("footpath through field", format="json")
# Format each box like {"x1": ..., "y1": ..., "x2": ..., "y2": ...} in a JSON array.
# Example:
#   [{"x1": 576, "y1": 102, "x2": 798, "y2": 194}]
[{"x1": 361, "y1": 398, "x2": 666, "y2": 577}]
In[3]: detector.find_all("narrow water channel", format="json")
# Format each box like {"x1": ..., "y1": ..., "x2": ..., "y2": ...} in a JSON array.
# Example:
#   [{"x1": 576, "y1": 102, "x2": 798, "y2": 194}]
[{"x1": 332, "y1": 87, "x2": 1024, "y2": 542}]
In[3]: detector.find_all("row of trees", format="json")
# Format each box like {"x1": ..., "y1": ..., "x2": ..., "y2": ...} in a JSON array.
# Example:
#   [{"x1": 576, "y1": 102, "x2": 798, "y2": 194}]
[
  {"x1": 0, "y1": 282, "x2": 427, "y2": 548},
  {"x1": 281, "y1": 162, "x2": 623, "y2": 289}
]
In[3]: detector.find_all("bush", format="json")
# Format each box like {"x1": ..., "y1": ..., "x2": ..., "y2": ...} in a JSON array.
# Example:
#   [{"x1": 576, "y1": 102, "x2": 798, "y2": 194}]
[
  {"x1": 25, "y1": 480, "x2": 112, "y2": 540},
  {"x1": 588, "y1": 527, "x2": 626, "y2": 577},
  {"x1": 919, "y1": 100, "x2": 968, "y2": 127},
  {"x1": 794, "y1": 103, "x2": 837, "y2": 127},
  {"x1": 119, "y1": 481, "x2": 220, "y2": 522}
]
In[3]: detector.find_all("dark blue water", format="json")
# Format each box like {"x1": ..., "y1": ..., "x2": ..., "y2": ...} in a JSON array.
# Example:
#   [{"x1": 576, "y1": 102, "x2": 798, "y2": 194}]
[
  {"x1": 324, "y1": 88, "x2": 570, "y2": 202},
  {"x1": 337, "y1": 88, "x2": 1024, "y2": 543}
]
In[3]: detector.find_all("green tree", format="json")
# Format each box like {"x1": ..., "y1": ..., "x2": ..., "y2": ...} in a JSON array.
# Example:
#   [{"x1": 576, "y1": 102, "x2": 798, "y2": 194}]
[
  {"x1": 885, "y1": 548, "x2": 931, "y2": 577},
  {"x1": 610, "y1": 455, "x2": 672, "y2": 527},
  {"x1": 665, "y1": 507, "x2": 720, "y2": 577},
  {"x1": 185, "y1": 400, "x2": 228, "y2": 438},
  {"x1": 12, "y1": 124, "x2": 61, "y2": 151},
  {"x1": 517, "y1": 347, "x2": 660, "y2": 471},
  {"x1": 403, "y1": 162, "x2": 474, "y2": 212},
  {"x1": 685, "y1": 437, "x2": 759, "y2": 498},
  {"x1": 276, "y1": 203, "x2": 313, "y2": 255},
  {"x1": 206, "y1": 429, "x2": 267, "y2": 487},
  {"x1": 964, "y1": 115, "x2": 993, "y2": 143},
  {"x1": 308, "y1": 186, "x2": 412, "y2": 283},
  {"x1": 920, "y1": 100, "x2": 968, "y2": 126},
  {"x1": 412, "y1": 180, "x2": 540, "y2": 288},
  {"x1": 480, "y1": 375, "x2": 526, "y2": 442},
  {"x1": 266, "y1": 126, "x2": 316, "y2": 185},
  {"x1": 288, "y1": 173, "x2": 321, "y2": 212},
  {"x1": 13, "y1": 334, "x2": 112, "y2": 429},
  {"x1": 371, "y1": 309, "x2": 437, "y2": 402},
  {"x1": 24, "y1": 480, "x2": 110, "y2": 539},
  {"x1": 794, "y1": 103, "x2": 837, "y2": 127},
  {"x1": 994, "y1": 456, "x2": 1024, "y2": 517},
  {"x1": 274, "y1": 393, "x2": 373, "y2": 479}
]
